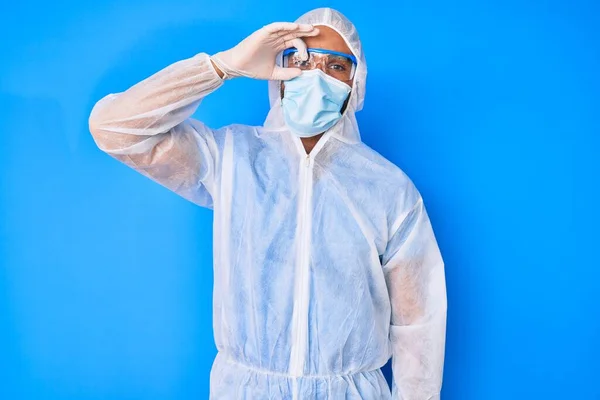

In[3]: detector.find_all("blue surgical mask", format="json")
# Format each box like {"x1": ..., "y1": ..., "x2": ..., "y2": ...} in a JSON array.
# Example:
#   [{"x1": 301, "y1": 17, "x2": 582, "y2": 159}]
[{"x1": 281, "y1": 69, "x2": 352, "y2": 138}]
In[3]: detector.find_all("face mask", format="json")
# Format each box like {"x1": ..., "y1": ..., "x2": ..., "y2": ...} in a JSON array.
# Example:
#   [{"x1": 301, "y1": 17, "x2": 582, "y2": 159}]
[{"x1": 281, "y1": 69, "x2": 352, "y2": 138}]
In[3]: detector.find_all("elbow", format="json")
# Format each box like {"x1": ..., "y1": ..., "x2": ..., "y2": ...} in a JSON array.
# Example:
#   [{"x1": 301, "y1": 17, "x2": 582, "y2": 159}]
[
  {"x1": 88, "y1": 95, "x2": 120, "y2": 153},
  {"x1": 88, "y1": 114, "x2": 111, "y2": 153},
  {"x1": 88, "y1": 113, "x2": 101, "y2": 141}
]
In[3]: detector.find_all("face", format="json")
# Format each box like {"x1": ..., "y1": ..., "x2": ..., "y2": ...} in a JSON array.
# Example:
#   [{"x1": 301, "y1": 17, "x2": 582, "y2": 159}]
[
  {"x1": 280, "y1": 25, "x2": 355, "y2": 100},
  {"x1": 302, "y1": 25, "x2": 355, "y2": 87}
]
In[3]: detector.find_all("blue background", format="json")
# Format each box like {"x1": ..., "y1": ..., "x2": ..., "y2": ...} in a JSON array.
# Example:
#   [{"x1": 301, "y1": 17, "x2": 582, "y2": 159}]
[{"x1": 1, "y1": 0, "x2": 598, "y2": 399}]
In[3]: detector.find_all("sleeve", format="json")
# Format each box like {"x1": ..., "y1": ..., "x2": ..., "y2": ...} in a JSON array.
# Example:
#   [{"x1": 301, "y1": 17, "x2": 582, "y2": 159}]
[
  {"x1": 382, "y1": 194, "x2": 447, "y2": 400},
  {"x1": 88, "y1": 52, "x2": 225, "y2": 208}
]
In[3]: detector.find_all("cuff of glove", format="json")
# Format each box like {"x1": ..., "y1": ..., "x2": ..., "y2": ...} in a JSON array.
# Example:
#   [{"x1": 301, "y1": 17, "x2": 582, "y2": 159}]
[
  {"x1": 209, "y1": 58, "x2": 226, "y2": 80},
  {"x1": 210, "y1": 53, "x2": 237, "y2": 80}
]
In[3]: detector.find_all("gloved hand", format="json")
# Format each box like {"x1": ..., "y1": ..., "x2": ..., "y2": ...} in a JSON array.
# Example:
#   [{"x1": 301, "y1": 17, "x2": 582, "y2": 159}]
[{"x1": 211, "y1": 22, "x2": 319, "y2": 81}]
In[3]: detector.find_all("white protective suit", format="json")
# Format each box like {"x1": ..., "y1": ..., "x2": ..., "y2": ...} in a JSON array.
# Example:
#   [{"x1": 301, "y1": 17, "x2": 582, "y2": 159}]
[{"x1": 89, "y1": 7, "x2": 447, "y2": 400}]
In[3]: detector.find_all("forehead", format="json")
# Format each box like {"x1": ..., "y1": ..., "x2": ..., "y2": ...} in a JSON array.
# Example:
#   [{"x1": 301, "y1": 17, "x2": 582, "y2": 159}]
[{"x1": 303, "y1": 25, "x2": 353, "y2": 56}]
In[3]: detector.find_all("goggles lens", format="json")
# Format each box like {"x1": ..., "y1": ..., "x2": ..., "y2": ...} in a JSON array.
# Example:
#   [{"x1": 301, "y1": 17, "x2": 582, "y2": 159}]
[{"x1": 283, "y1": 48, "x2": 357, "y2": 81}]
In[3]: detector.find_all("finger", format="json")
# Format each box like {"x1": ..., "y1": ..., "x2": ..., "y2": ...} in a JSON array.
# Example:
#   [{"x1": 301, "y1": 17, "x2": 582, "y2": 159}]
[
  {"x1": 279, "y1": 27, "x2": 320, "y2": 42},
  {"x1": 276, "y1": 29, "x2": 318, "y2": 53},
  {"x1": 263, "y1": 22, "x2": 298, "y2": 33},
  {"x1": 265, "y1": 22, "x2": 317, "y2": 34},
  {"x1": 293, "y1": 23, "x2": 318, "y2": 32},
  {"x1": 283, "y1": 38, "x2": 309, "y2": 60},
  {"x1": 271, "y1": 66, "x2": 302, "y2": 81}
]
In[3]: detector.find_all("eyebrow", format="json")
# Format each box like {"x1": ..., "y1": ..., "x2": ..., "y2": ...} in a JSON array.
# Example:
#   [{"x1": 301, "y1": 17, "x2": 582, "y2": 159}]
[{"x1": 327, "y1": 55, "x2": 352, "y2": 62}]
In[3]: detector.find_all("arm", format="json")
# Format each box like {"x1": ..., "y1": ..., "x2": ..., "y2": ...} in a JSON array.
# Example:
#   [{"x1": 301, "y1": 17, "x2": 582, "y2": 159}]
[
  {"x1": 88, "y1": 23, "x2": 319, "y2": 208},
  {"x1": 382, "y1": 196, "x2": 447, "y2": 400},
  {"x1": 88, "y1": 53, "x2": 225, "y2": 208}
]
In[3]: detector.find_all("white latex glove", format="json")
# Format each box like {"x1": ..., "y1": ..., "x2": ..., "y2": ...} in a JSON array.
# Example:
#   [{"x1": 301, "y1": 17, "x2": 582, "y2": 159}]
[{"x1": 211, "y1": 22, "x2": 319, "y2": 81}]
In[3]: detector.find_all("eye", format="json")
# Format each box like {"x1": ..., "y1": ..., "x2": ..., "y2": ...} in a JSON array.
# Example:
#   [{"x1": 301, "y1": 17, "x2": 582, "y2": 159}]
[
  {"x1": 328, "y1": 63, "x2": 347, "y2": 71},
  {"x1": 291, "y1": 55, "x2": 310, "y2": 68},
  {"x1": 327, "y1": 56, "x2": 352, "y2": 72},
  {"x1": 294, "y1": 60, "x2": 310, "y2": 67}
]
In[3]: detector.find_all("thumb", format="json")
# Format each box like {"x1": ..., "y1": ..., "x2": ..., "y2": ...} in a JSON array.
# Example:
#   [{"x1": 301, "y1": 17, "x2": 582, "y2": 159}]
[
  {"x1": 289, "y1": 38, "x2": 308, "y2": 60},
  {"x1": 271, "y1": 66, "x2": 302, "y2": 81}
]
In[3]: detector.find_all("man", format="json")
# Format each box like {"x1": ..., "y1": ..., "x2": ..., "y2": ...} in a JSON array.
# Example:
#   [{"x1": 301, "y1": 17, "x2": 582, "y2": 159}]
[{"x1": 89, "y1": 7, "x2": 447, "y2": 400}]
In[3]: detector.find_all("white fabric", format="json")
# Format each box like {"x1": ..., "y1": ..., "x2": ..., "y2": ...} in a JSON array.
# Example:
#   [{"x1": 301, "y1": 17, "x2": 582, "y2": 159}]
[{"x1": 89, "y1": 7, "x2": 446, "y2": 399}]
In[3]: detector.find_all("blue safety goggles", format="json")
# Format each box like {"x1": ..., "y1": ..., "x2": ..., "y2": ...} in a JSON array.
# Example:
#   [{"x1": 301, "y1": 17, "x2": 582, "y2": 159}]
[{"x1": 282, "y1": 47, "x2": 357, "y2": 81}]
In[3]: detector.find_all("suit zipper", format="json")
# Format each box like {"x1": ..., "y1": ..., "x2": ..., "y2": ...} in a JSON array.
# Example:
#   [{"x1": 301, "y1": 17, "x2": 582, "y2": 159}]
[{"x1": 290, "y1": 153, "x2": 312, "y2": 380}]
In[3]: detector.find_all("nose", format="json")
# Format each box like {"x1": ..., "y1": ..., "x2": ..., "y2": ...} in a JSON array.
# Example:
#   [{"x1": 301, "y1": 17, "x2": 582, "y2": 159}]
[{"x1": 312, "y1": 60, "x2": 327, "y2": 73}]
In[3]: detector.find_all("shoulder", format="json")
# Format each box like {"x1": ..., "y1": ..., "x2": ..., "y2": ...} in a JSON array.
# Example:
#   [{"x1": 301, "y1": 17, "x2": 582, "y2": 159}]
[
  {"x1": 213, "y1": 123, "x2": 281, "y2": 143},
  {"x1": 345, "y1": 141, "x2": 422, "y2": 227},
  {"x1": 198, "y1": 123, "x2": 262, "y2": 150},
  {"x1": 351, "y1": 141, "x2": 420, "y2": 198}
]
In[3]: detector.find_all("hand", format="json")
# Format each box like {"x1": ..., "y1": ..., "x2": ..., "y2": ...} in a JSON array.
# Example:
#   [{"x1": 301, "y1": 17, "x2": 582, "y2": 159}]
[{"x1": 210, "y1": 22, "x2": 319, "y2": 81}]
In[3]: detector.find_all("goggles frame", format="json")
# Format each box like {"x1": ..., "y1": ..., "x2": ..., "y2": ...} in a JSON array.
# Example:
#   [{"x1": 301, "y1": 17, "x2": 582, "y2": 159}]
[{"x1": 282, "y1": 47, "x2": 357, "y2": 81}]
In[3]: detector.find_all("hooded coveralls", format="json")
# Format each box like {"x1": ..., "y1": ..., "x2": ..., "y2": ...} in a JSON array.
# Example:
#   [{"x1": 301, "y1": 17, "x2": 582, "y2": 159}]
[{"x1": 89, "y1": 8, "x2": 447, "y2": 400}]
